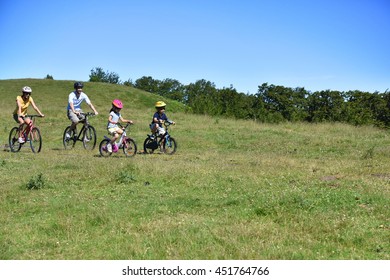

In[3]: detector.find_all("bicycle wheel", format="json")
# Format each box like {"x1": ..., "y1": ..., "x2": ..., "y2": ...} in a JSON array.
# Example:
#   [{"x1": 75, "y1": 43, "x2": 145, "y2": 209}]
[
  {"x1": 162, "y1": 136, "x2": 177, "y2": 155},
  {"x1": 29, "y1": 127, "x2": 42, "y2": 153},
  {"x1": 143, "y1": 137, "x2": 158, "y2": 154},
  {"x1": 123, "y1": 138, "x2": 137, "y2": 157},
  {"x1": 99, "y1": 139, "x2": 112, "y2": 157},
  {"x1": 83, "y1": 126, "x2": 97, "y2": 150},
  {"x1": 63, "y1": 126, "x2": 76, "y2": 149},
  {"x1": 9, "y1": 127, "x2": 22, "y2": 152}
]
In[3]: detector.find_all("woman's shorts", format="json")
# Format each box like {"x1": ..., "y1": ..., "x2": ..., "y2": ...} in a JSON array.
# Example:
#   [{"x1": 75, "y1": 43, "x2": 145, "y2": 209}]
[{"x1": 13, "y1": 114, "x2": 21, "y2": 123}]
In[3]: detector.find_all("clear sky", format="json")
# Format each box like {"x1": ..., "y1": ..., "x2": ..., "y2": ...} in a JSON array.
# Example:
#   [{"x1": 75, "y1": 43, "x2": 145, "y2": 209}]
[{"x1": 1, "y1": 0, "x2": 389, "y2": 94}]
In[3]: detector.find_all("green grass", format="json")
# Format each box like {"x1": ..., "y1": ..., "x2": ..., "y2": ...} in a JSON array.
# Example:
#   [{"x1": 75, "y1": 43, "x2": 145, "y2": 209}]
[{"x1": 0, "y1": 79, "x2": 389, "y2": 259}]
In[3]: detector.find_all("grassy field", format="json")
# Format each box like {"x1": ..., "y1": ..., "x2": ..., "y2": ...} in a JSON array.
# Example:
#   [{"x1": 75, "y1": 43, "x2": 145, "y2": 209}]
[{"x1": 0, "y1": 79, "x2": 389, "y2": 260}]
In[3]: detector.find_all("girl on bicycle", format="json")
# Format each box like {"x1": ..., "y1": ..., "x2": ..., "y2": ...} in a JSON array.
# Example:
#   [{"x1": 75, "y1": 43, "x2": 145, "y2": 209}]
[
  {"x1": 13, "y1": 86, "x2": 45, "y2": 143},
  {"x1": 106, "y1": 99, "x2": 133, "y2": 153},
  {"x1": 150, "y1": 101, "x2": 175, "y2": 139}
]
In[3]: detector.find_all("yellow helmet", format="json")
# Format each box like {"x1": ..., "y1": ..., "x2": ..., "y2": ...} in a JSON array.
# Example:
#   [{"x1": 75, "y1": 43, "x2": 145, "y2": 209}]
[{"x1": 155, "y1": 101, "x2": 166, "y2": 108}]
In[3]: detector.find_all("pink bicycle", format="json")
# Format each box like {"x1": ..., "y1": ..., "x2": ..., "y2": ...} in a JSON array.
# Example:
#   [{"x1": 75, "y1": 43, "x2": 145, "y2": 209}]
[{"x1": 9, "y1": 115, "x2": 43, "y2": 153}]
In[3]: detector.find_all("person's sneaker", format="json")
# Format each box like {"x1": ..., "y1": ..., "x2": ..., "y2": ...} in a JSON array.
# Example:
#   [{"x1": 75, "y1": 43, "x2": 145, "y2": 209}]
[
  {"x1": 148, "y1": 134, "x2": 155, "y2": 140},
  {"x1": 18, "y1": 137, "x2": 25, "y2": 143},
  {"x1": 112, "y1": 144, "x2": 118, "y2": 153},
  {"x1": 107, "y1": 143, "x2": 112, "y2": 153},
  {"x1": 65, "y1": 133, "x2": 71, "y2": 140}
]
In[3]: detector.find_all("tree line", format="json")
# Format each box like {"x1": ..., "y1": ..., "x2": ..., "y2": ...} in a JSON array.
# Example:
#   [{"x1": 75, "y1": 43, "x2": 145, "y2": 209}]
[{"x1": 89, "y1": 67, "x2": 390, "y2": 127}]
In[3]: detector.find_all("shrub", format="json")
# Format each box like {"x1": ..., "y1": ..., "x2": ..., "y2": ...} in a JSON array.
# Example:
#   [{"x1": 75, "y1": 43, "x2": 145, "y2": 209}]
[{"x1": 26, "y1": 173, "x2": 45, "y2": 190}]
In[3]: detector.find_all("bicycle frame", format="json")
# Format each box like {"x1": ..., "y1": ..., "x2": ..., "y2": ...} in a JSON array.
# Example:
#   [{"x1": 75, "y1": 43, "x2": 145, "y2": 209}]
[
  {"x1": 99, "y1": 123, "x2": 137, "y2": 157},
  {"x1": 156, "y1": 122, "x2": 173, "y2": 144},
  {"x1": 73, "y1": 113, "x2": 93, "y2": 141},
  {"x1": 63, "y1": 112, "x2": 97, "y2": 150},
  {"x1": 103, "y1": 123, "x2": 131, "y2": 148},
  {"x1": 143, "y1": 121, "x2": 177, "y2": 155},
  {"x1": 9, "y1": 114, "x2": 43, "y2": 153},
  {"x1": 19, "y1": 115, "x2": 40, "y2": 140}
]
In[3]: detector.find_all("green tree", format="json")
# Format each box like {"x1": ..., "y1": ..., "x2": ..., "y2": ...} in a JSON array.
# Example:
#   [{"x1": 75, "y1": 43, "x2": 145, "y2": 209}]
[
  {"x1": 123, "y1": 78, "x2": 134, "y2": 87},
  {"x1": 183, "y1": 79, "x2": 217, "y2": 114},
  {"x1": 256, "y1": 83, "x2": 308, "y2": 122},
  {"x1": 134, "y1": 76, "x2": 159, "y2": 93},
  {"x1": 158, "y1": 78, "x2": 185, "y2": 102},
  {"x1": 89, "y1": 67, "x2": 120, "y2": 84},
  {"x1": 306, "y1": 90, "x2": 346, "y2": 122}
]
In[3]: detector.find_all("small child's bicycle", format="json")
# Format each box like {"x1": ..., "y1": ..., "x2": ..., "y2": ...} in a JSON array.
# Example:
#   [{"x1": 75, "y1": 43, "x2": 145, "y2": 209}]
[
  {"x1": 99, "y1": 123, "x2": 137, "y2": 157},
  {"x1": 9, "y1": 115, "x2": 43, "y2": 153},
  {"x1": 63, "y1": 112, "x2": 97, "y2": 150},
  {"x1": 143, "y1": 121, "x2": 177, "y2": 155}
]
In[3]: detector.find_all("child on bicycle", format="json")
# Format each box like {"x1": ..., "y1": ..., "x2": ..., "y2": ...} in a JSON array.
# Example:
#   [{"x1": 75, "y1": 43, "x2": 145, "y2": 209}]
[
  {"x1": 106, "y1": 99, "x2": 133, "y2": 153},
  {"x1": 66, "y1": 82, "x2": 98, "y2": 139},
  {"x1": 150, "y1": 101, "x2": 175, "y2": 139},
  {"x1": 13, "y1": 86, "x2": 45, "y2": 143}
]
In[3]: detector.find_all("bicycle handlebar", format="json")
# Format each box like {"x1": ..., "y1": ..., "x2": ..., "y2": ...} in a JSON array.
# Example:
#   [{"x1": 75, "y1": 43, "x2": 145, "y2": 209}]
[
  {"x1": 25, "y1": 114, "x2": 43, "y2": 118},
  {"x1": 80, "y1": 112, "x2": 95, "y2": 117},
  {"x1": 164, "y1": 121, "x2": 175, "y2": 127},
  {"x1": 119, "y1": 122, "x2": 133, "y2": 129}
]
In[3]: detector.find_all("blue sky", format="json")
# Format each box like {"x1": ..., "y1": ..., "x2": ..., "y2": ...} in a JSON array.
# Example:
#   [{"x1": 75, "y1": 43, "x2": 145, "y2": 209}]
[{"x1": 1, "y1": 0, "x2": 389, "y2": 94}]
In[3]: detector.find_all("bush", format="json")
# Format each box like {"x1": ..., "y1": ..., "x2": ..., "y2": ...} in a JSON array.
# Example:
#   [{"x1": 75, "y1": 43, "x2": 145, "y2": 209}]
[{"x1": 26, "y1": 173, "x2": 45, "y2": 190}]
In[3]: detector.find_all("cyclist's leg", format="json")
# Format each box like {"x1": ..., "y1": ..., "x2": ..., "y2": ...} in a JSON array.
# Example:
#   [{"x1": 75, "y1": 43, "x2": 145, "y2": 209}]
[
  {"x1": 14, "y1": 115, "x2": 27, "y2": 142},
  {"x1": 150, "y1": 123, "x2": 158, "y2": 134},
  {"x1": 67, "y1": 110, "x2": 80, "y2": 135},
  {"x1": 157, "y1": 126, "x2": 166, "y2": 138},
  {"x1": 24, "y1": 117, "x2": 32, "y2": 134},
  {"x1": 113, "y1": 129, "x2": 124, "y2": 151},
  {"x1": 107, "y1": 127, "x2": 120, "y2": 152}
]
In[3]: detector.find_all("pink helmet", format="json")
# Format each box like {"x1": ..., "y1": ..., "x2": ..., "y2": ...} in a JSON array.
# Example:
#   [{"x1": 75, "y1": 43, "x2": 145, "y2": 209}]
[{"x1": 112, "y1": 99, "x2": 123, "y2": 109}]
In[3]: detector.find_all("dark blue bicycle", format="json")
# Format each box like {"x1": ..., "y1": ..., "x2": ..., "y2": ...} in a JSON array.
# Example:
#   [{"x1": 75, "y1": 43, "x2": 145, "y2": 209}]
[{"x1": 143, "y1": 121, "x2": 177, "y2": 155}]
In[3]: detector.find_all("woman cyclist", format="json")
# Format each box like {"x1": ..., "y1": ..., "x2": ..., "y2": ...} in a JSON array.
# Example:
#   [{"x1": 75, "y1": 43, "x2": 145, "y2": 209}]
[{"x1": 13, "y1": 86, "x2": 45, "y2": 143}]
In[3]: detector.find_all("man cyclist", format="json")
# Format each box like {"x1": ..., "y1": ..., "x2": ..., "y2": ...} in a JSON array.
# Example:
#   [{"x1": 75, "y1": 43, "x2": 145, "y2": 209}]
[{"x1": 66, "y1": 82, "x2": 98, "y2": 139}]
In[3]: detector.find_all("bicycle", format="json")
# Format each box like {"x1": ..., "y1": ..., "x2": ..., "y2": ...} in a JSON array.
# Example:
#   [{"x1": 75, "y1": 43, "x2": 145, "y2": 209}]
[
  {"x1": 9, "y1": 115, "x2": 43, "y2": 153},
  {"x1": 143, "y1": 121, "x2": 177, "y2": 155},
  {"x1": 99, "y1": 123, "x2": 137, "y2": 157},
  {"x1": 63, "y1": 112, "x2": 97, "y2": 150}
]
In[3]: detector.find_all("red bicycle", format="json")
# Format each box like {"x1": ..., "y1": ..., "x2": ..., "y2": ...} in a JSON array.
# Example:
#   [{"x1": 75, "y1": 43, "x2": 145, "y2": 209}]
[{"x1": 9, "y1": 115, "x2": 43, "y2": 153}]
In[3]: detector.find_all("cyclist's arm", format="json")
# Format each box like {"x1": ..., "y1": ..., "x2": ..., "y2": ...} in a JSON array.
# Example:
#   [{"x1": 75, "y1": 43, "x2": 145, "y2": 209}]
[
  {"x1": 120, "y1": 116, "x2": 133, "y2": 124},
  {"x1": 69, "y1": 102, "x2": 78, "y2": 114},
  {"x1": 166, "y1": 118, "x2": 175, "y2": 125},
  {"x1": 153, "y1": 117, "x2": 164, "y2": 125},
  {"x1": 30, "y1": 99, "x2": 44, "y2": 117},
  {"x1": 88, "y1": 103, "x2": 98, "y2": 115},
  {"x1": 16, "y1": 98, "x2": 23, "y2": 117},
  {"x1": 108, "y1": 114, "x2": 116, "y2": 124}
]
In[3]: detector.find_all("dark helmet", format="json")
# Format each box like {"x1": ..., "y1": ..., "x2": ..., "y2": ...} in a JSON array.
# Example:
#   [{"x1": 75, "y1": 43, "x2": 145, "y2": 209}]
[{"x1": 74, "y1": 82, "x2": 84, "y2": 89}]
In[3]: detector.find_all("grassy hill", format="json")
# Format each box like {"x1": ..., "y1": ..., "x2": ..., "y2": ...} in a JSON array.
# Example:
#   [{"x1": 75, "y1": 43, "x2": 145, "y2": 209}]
[{"x1": 0, "y1": 79, "x2": 389, "y2": 259}]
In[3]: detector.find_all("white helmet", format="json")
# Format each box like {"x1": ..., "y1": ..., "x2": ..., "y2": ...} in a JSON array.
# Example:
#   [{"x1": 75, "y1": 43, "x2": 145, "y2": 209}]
[{"x1": 22, "y1": 86, "x2": 32, "y2": 93}]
